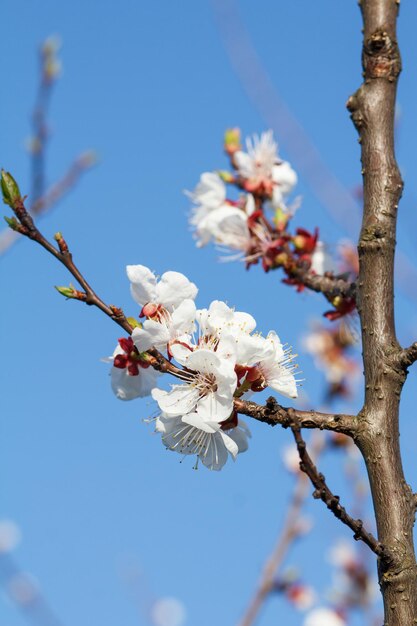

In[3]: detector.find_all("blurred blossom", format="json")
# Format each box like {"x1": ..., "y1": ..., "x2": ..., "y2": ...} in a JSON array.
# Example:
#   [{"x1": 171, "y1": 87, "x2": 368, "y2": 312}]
[
  {"x1": 328, "y1": 540, "x2": 356, "y2": 569},
  {"x1": 273, "y1": 570, "x2": 316, "y2": 612},
  {"x1": 41, "y1": 35, "x2": 62, "y2": 82},
  {"x1": 310, "y1": 241, "x2": 337, "y2": 276},
  {"x1": 327, "y1": 539, "x2": 376, "y2": 610},
  {"x1": 338, "y1": 240, "x2": 359, "y2": 276},
  {"x1": 303, "y1": 322, "x2": 359, "y2": 399},
  {"x1": 7, "y1": 573, "x2": 39, "y2": 606},
  {"x1": 286, "y1": 583, "x2": 316, "y2": 611},
  {"x1": 0, "y1": 520, "x2": 21, "y2": 553},
  {"x1": 150, "y1": 596, "x2": 186, "y2": 626},
  {"x1": 303, "y1": 607, "x2": 346, "y2": 626},
  {"x1": 293, "y1": 515, "x2": 313, "y2": 537},
  {"x1": 281, "y1": 444, "x2": 301, "y2": 473}
]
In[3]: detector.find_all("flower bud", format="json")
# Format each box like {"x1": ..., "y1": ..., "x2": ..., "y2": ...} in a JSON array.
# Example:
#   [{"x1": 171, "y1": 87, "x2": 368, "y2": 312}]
[
  {"x1": 224, "y1": 128, "x2": 241, "y2": 155},
  {"x1": 217, "y1": 170, "x2": 235, "y2": 184},
  {"x1": 4, "y1": 216, "x2": 19, "y2": 230},
  {"x1": 55, "y1": 285, "x2": 76, "y2": 298},
  {"x1": 1, "y1": 170, "x2": 21, "y2": 207}
]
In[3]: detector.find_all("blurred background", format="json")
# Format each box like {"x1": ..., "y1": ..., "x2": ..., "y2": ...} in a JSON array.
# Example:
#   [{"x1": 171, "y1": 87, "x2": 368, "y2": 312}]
[{"x1": 1, "y1": 1, "x2": 417, "y2": 625}]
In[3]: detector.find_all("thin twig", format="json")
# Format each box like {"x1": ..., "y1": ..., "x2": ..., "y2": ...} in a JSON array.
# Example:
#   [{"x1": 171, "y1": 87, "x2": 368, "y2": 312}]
[
  {"x1": 4, "y1": 192, "x2": 188, "y2": 380},
  {"x1": 0, "y1": 39, "x2": 94, "y2": 257},
  {"x1": 291, "y1": 427, "x2": 388, "y2": 561}
]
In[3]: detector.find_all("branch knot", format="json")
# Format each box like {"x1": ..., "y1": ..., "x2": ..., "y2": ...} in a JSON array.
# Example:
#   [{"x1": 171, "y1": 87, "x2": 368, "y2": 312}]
[{"x1": 363, "y1": 30, "x2": 401, "y2": 80}]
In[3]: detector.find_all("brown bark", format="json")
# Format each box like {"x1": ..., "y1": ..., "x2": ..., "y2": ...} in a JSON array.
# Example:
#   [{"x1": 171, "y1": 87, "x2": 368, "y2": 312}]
[{"x1": 347, "y1": 1, "x2": 417, "y2": 623}]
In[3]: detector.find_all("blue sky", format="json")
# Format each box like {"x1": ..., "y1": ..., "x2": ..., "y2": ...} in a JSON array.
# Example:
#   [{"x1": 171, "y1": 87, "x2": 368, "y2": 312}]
[{"x1": 2, "y1": 2, "x2": 417, "y2": 626}]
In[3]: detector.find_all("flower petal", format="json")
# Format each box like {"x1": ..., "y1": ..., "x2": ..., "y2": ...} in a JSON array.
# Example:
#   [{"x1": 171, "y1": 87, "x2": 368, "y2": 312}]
[
  {"x1": 152, "y1": 385, "x2": 200, "y2": 417},
  {"x1": 156, "y1": 271, "x2": 198, "y2": 310},
  {"x1": 126, "y1": 264, "x2": 157, "y2": 306},
  {"x1": 111, "y1": 366, "x2": 158, "y2": 401},
  {"x1": 132, "y1": 320, "x2": 170, "y2": 352}
]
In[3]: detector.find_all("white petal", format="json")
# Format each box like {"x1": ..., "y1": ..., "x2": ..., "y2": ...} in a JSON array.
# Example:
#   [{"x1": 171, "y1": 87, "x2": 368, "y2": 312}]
[
  {"x1": 153, "y1": 384, "x2": 200, "y2": 417},
  {"x1": 199, "y1": 433, "x2": 228, "y2": 470},
  {"x1": 132, "y1": 321, "x2": 170, "y2": 352},
  {"x1": 188, "y1": 172, "x2": 226, "y2": 208},
  {"x1": 245, "y1": 194, "x2": 256, "y2": 216},
  {"x1": 234, "y1": 151, "x2": 253, "y2": 179},
  {"x1": 196, "y1": 390, "x2": 234, "y2": 422},
  {"x1": 219, "y1": 430, "x2": 239, "y2": 458},
  {"x1": 126, "y1": 264, "x2": 157, "y2": 306},
  {"x1": 226, "y1": 424, "x2": 250, "y2": 454},
  {"x1": 156, "y1": 271, "x2": 198, "y2": 310},
  {"x1": 182, "y1": 412, "x2": 218, "y2": 433},
  {"x1": 267, "y1": 369, "x2": 298, "y2": 399},
  {"x1": 186, "y1": 348, "x2": 223, "y2": 376},
  {"x1": 272, "y1": 160, "x2": 298, "y2": 195},
  {"x1": 171, "y1": 299, "x2": 196, "y2": 334},
  {"x1": 169, "y1": 338, "x2": 194, "y2": 363},
  {"x1": 235, "y1": 334, "x2": 272, "y2": 366},
  {"x1": 111, "y1": 366, "x2": 158, "y2": 401},
  {"x1": 265, "y1": 331, "x2": 285, "y2": 360}
]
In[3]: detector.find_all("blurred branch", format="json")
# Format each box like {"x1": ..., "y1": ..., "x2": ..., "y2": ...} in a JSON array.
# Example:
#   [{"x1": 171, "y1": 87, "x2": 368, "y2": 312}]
[
  {"x1": 0, "y1": 37, "x2": 95, "y2": 257},
  {"x1": 237, "y1": 432, "x2": 324, "y2": 626},
  {"x1": 0, "y1": 552, "x2": 65, "y2": 626}
]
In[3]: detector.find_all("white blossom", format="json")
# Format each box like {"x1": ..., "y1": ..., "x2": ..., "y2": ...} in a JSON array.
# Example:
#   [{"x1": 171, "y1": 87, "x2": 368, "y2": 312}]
[
  {"x1": 132, "y1": 299, "x2": 196, "y2": 354},
  {"x1": 303, "y1": 607, "x2": 345, "y2": 626},
  {"x1": 155, "y1": 412, "x2": 250, "y2": 470},
  {"x1": 109, "y1": 343, "x2": 160, "y2": 401},
  {"x1": 0, "y1": 520, "x2": 21, "y2": 553},
  {"x1": 126, "y1": 265, "x2": 198, "y2": 312},
  {"x1": 328, "y1": 539, "x2": 356, "y2": 569},
  {"x1": 258, "y1": 331, "x2": 298, "y2": 399},
  {"x1": 187, "y1": 171, "x2": 226, "y2": 209},
  {"x1": 152, "y1": 346, "x2": 237, "y2": 423},
  {"x1": 234, "y1": 131, "x2": 279, "y2": 181},
  {"x1": 311, "y1": 241, "x2": 337, "y2": 275},
  {"x1": 234, "y1": 131, "x2": 298, "y2": 206},
  {"x1": 187, "y1": 172, "x2": 235, "y2": 247},
  {"x1": 150, "y1": 596, "x2": 186, "y2": 626}
]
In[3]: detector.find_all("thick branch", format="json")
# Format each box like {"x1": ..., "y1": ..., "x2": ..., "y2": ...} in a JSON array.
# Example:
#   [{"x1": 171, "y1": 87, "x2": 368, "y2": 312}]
[
  {"x1": 346, "y1": 1, "x2": 417, "y2": 624},
  {"x1": 291, "y1": 427, "x2": 388, "y2": 560},
  {"x1": 233, "y1": 396, "x2": 356, "y2": 435}
]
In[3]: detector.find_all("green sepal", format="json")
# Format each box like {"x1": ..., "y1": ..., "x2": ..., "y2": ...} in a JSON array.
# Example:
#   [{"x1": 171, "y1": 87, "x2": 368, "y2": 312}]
[{"x1": 126, "y1": 317, "x2": 142, "y2": 330}]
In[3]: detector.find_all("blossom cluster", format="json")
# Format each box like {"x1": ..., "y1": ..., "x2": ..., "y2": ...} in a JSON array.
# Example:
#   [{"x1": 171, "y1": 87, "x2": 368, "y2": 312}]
[
  {"x1": 303, "y1": 322, "x2": 359, "y2": 400},
  {"x1": 106, "y1": 265, "x2": 298, "y2": 470},
  {"x1": 187, "y1": 129, "x2": 357, "y2": 322}
]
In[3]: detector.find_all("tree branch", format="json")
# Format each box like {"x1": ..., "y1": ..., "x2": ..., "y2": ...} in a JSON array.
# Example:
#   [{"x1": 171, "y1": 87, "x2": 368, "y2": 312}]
[
  {"x1": 397, "y1": 342, "x2": 417, "y2": 368},
  {"x1": 233, "y1": 396, "x2": 356, "y2": 435},
  {"x1": 291, "y1": 427, "x2": 388, "y2": 561},
  {"x1": 346, "y1": 1, "x2": 417, "y2": 623},
  {"x1": 285, "y1": 262, "x2": 356, "y2": 301},
  {"x1": 2, "y1": 186, "x2": 186, "y2": 381}
]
